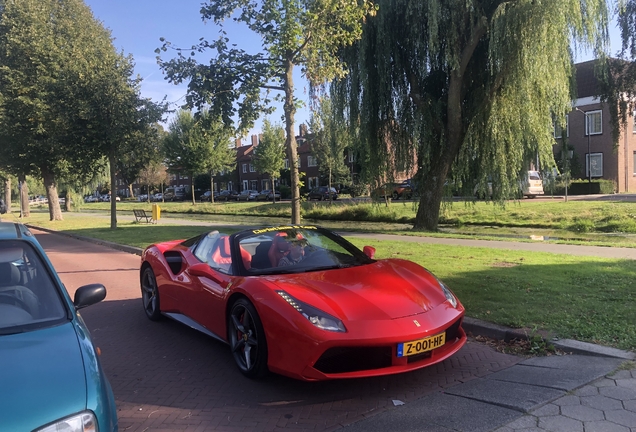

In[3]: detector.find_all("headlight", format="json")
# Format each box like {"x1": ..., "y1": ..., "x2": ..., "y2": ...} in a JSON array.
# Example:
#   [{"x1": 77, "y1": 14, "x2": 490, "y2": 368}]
[
  {"x1": 35, "y1": 411, "x2": 97, "y2": 432},
  {"x1": 437, "y1": 279, "x2": 458, "y2": 308},
  {"x1": 277, "y1": 291, "x2": 346, "y2": 332}
]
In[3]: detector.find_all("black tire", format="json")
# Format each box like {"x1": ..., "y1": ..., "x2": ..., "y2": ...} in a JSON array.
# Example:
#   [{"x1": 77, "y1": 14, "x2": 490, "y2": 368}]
[
  {"x1": 392, "y1": 191, "x2": 399, "y2": 200},
  {"x1": 228, "y1": 298, "x2": 268, "y2": 378},
  {"x1": 140, "y1": 266, "x2": 162, "y2": 321}
]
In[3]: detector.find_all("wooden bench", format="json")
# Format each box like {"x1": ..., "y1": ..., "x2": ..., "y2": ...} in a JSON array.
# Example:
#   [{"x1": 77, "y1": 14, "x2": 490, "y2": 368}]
[{"x1": 133, "y1": 209, "x2": 152, "y2": 223}]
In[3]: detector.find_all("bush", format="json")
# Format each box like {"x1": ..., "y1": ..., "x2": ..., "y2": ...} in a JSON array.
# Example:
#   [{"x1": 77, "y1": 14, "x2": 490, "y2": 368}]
[
  {"x1": 547, "y1": 179, "x2": 616, "y2": 195},
  {"x1": 277, "y1": 185, "x2": 292, "y2": 199}
]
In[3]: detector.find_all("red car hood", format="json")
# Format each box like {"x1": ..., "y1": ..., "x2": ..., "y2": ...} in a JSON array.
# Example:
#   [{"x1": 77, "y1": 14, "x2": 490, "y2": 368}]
[{"x1": 268, "y1": 259, "x2": 448, "y2": 321}]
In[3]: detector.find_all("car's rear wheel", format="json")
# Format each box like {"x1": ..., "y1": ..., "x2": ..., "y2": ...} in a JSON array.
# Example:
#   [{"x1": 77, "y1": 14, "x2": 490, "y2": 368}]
[
  {"x1": 392, "y1": 191, "x2": 399, "y2": 200},
  {"x1": 141, "y1": 266, "x2": 162, "y2": 321},
  {"x1": 228, "y1": 298, "x2": 268, "y2": 378}
]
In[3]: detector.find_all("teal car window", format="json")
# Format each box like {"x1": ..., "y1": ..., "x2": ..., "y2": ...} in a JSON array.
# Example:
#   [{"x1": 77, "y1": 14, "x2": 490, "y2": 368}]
[{"x1": 0, "y1": 240, "x2": 67, "y2": 332}]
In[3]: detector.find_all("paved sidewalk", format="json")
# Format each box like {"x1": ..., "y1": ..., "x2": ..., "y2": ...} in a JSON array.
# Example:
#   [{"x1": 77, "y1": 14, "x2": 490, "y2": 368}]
[{"x1": 340, "y1": 355, "x2": 636, "y2": 432}]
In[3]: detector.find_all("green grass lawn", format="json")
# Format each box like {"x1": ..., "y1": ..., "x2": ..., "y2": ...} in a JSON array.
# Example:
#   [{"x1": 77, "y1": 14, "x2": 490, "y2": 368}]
[{"x1": 12, "y1": 209, "x2": 636, "y2": 351}]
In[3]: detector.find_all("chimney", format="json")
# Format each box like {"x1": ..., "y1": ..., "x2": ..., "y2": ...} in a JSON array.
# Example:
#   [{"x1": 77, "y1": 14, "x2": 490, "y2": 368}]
[
  {"x1": 251, "y1": 134, "x2": 258, "y2": 146},
  {"x1": 299, "y1": 124, "x2": 307, "y2": 137},
  {"x1": 235, "y1": 138, "x2": 242, "y2": 148}
]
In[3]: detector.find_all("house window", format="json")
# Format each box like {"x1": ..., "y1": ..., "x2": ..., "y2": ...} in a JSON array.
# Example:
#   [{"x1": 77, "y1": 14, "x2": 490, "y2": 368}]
[
  {"x1": 633, "y1": 152, "x2": 636, "y2": 175},
  {"x1": 554, "y1": 115, "x2": 569, "y2": 138},
  {"x1": 297, "y1": 158, "x2": 301, "y2": 168},
  {"x1": 307, "y1": 156, "x2": 318, "y2": 167},
  {"x1": 181, "y1": 175, "x2": 189, "y2": 180},
  {"x1": 585, "y1": 110, "x2": 602, "y2": 135},
  {"x1": 242, "y1": 180, "x2": 248, "y2": 191},
  {"x1": 249, "y1": 163, "x2": 255, "y2": 173},
  {"x1": 242, "y1": 164, "x2": 247, "y2": 173},
  {"x1": 633, "y1": 111, "x2": 636, "y2": 133},
  {"x1": 348, "y1": 151, "x2": 355, "y2": 163},
  {"x1": 309, "y1": 177, "x2": 319, "y2": 189},
  {"x1": 284, "y1": 159, "x2": 290, "y2": 169},
  {"x1": 261, "y1": 180, "x2": 269, "y2": 190},
  {"x1": 250, "y1": 180, "x2": 258, "y2": 190},
  {"x1": 586, "y1": 152, "x2": 603, "y2": 178}
]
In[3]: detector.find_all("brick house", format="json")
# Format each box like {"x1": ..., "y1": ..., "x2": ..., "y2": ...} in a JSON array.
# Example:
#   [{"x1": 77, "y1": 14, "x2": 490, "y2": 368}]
[{"x1": 554, "y1": 60, "x2": 636, "y2": 192}]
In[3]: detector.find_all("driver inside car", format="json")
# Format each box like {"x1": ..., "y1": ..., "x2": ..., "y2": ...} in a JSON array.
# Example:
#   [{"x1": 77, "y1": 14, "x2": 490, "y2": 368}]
[{"x1": 278, "y1": 240, "x2": 306, "y2": 267}]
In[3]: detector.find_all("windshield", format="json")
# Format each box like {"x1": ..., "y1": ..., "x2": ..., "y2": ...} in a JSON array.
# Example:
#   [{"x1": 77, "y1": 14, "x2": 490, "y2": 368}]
[
  {"x1": 0, "y1": 240, "x2": 68, "y2": 334},
  {"x1": 237, "y1": 226, "x2": 373, "y2": 275}
]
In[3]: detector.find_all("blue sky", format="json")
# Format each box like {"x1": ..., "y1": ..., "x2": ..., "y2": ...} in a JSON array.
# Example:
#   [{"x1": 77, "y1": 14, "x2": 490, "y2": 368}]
[
  {"x1": 84, "y1": 0, "x2": 312, "y2": 140},
  {"x1": 84, "y1": 1, "x2": 622, "y2": 137}
]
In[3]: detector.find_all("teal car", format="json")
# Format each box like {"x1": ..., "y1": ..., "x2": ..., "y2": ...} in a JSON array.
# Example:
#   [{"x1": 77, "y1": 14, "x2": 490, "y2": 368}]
[{"x1": 0, "y1": 222, "x2": 117, "y2": 432}]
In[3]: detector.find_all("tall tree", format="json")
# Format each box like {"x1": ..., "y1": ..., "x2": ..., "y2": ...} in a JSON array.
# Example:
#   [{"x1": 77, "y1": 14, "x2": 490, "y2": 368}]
[
  {"x1": 309, "y1": 97, "x2": 351, "y2": 203},
  {"x1": 118, "y1": 123, "x2": 167, "y2": 200},
  {"x1": 198, "y1": 111, "x2": 236, "y2": 204},
  {"x1": 158, "y1": 0, "x2": 376, "y2": 223},
  {"x1": 0, "y1": 0, "x2": 122, "y2": 221},
  {"x1": 163, "y1": 110, "x2": 220, "y2": 205},
  {"x1": 332, "y1": 0, "x2": 609, "y2": 230},
  {"x1": 253, "y1": 119, "x2": 286, "y2": 204}
]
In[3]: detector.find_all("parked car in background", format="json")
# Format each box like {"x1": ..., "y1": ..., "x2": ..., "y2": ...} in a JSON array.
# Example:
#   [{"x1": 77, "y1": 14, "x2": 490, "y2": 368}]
[
  {"x1": 308, "y1": 186, "x2": 339, "y2": 201},
  {"x1": 256, "y1": 189, "x2": 281, "y2": 201},
  {"x1": 522, "y1": 170, "x2": 544, "y2": 198},
  {"x1": 237, "y1": 190, "x2": 259, "y2": 201},
  {"x1": 372, "y1": 180, "x2": 413, "y2": 200},
  {"x1": 218, "y1": 190, "x2": 239, "y2": 201},
  {"x1": 84, "y1": 195, "x2": 99, "y2": 203},
  {"x1": 0, "y1": 221, "x2": 118, "y2": 431},
  {"x1": 200, "y1": 190, "x2": 213, "y2": 202},
  {"x1": 151, "y1": 193, "x2": 163, "y2": 202},
  {"x1": 164, "y1": 187, "x2": 187, "y2": 201}
]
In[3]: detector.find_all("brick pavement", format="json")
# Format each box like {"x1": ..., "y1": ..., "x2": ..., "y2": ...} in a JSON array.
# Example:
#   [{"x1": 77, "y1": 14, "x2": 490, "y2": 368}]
[{"x1": 36, "y1": 229, "x2": 522, "y2": 432}]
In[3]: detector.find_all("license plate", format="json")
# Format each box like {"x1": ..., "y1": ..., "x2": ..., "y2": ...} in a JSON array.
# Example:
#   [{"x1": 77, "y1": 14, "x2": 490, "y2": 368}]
[{"x1": 397, "y1": 332, "x2": 446, "y2": 357}]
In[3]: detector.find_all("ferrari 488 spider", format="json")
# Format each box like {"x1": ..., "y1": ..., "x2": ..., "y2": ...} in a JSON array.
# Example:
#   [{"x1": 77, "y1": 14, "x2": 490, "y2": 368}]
[{"x1": 140, "y1": 225, "x2": 466, "y2": 381}]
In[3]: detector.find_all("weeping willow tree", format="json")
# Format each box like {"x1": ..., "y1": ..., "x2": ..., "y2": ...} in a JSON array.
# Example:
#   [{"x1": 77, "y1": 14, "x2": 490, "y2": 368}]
[{"x1": 331, "y1": 0, "x2": 609, "y2": 230}]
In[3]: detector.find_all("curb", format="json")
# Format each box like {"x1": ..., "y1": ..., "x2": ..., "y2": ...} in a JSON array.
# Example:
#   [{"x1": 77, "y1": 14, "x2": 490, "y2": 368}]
[
  {"x1": 27, "y1": 223, "x2": 635, "y2": 361},
  {"x1": 462, "y1": 316, "x2": 635, "y2": 360}
]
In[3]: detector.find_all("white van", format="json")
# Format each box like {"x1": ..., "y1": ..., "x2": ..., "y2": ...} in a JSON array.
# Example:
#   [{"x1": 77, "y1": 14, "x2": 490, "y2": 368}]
[{"x1": 522, "y1": 171, "x2": 544, "y2": 198}]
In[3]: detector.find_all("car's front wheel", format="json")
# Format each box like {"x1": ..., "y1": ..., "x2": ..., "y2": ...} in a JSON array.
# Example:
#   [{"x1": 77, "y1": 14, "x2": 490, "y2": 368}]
[
  {"x1": 141, "y1": 266, "x2": 162, "y2": 321},
  {"x1": 228, "y1": 298, "x2": 268, "y2": 378}
]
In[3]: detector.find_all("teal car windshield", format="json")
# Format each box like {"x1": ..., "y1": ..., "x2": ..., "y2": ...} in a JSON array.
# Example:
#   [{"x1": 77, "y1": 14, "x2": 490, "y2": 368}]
[{"x1": 0, "y1": 240, "x2": 67, "y2": 334}]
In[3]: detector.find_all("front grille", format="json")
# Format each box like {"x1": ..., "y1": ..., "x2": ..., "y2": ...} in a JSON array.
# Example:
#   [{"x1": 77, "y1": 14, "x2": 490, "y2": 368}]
[{"x1": 313, "y1": 346, "x2": 392, "y2": 374}]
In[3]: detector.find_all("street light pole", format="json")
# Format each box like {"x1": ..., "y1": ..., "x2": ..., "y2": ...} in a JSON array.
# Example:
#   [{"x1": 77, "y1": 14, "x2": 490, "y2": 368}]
[{"x1": 576, "y1": 107, "x2": 592, "y2": 193}]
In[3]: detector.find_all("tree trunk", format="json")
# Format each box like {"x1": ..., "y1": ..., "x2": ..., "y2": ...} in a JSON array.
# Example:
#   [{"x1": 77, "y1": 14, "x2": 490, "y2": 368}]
[
  {"x1": 19, "y1": 175, "x2": 29, "y2": 218},
  {"x1": 413, "y1": 69, "x2": 464, "y2": 231},
  {"x1": 41, "y1": 167, "x2": 63, "y2": 221},
  {"x1": 328, "y1": 167, "x2": 332, "y2": 205},
  {"x1": 128, "y1": 184, "x2": 134, "y2": 199},
  {"x1": 271, "y1": 177, "x2": 276, "y2": 205},
  {"x1": 283, "y1": 56, "x2": 300, "y2": 224},
  {"x1": 191, "y1": 176, "x2": 196, "y2": 206},
  {"x1": 4, "y1": 178, "x2": 11, "y2": 213},
  {"x1": 109, "y1": 152, "x2": 117, "y2": 229},
  {"x1": 210, "y1": 174, "x2": 215, "y2": 204},
  {"x1": 64, "y1": 190, "x2": 72, "y2": 212}
]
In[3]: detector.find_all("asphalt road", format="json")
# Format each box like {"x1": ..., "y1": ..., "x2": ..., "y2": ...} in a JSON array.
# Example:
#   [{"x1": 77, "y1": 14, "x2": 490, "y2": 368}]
[{"x1": 34, "y1": 228, "x2": 521, "y2": 432}]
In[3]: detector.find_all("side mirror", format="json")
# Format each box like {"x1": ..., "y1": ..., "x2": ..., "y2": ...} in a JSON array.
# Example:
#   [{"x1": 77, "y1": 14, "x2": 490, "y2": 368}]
[
  {"x1": 74, "y1": 284, "x2": 106, "y2": 309},
  {"x1": 362, "y1": 246, "x2": 376, "y2": 259},
  {"x1": 188, "y1": 262, "x2": 224, "y2": 284}
]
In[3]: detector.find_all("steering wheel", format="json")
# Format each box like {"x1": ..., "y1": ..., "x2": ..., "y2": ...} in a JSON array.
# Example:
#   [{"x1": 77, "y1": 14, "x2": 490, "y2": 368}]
[{"x1": 0, "y1": 292, "x2": 32, "y2": 314}]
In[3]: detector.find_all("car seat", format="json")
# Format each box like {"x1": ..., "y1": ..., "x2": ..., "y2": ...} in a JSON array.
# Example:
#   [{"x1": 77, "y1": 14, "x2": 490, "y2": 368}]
[
  {"x1": 0, "y1": 262, "x2": 39, "y2": 317},
  {"x1": 210, "y1": 236, "x2": 252, "y2": 270}
]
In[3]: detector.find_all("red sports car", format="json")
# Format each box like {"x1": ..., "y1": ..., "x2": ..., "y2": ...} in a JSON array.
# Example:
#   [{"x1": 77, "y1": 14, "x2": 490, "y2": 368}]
[{"x1": 140, "y1": 225, "x2": 466, "y2": 381}]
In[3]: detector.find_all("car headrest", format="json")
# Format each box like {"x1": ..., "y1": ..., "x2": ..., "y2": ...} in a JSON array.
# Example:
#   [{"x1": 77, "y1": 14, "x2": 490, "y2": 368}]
[
  {"x1": 220, "y1": 236, "x2": 231, "y2": 257},
  {"x1": 0, "y1": 262, "x2": 20, "y2": 286}
]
